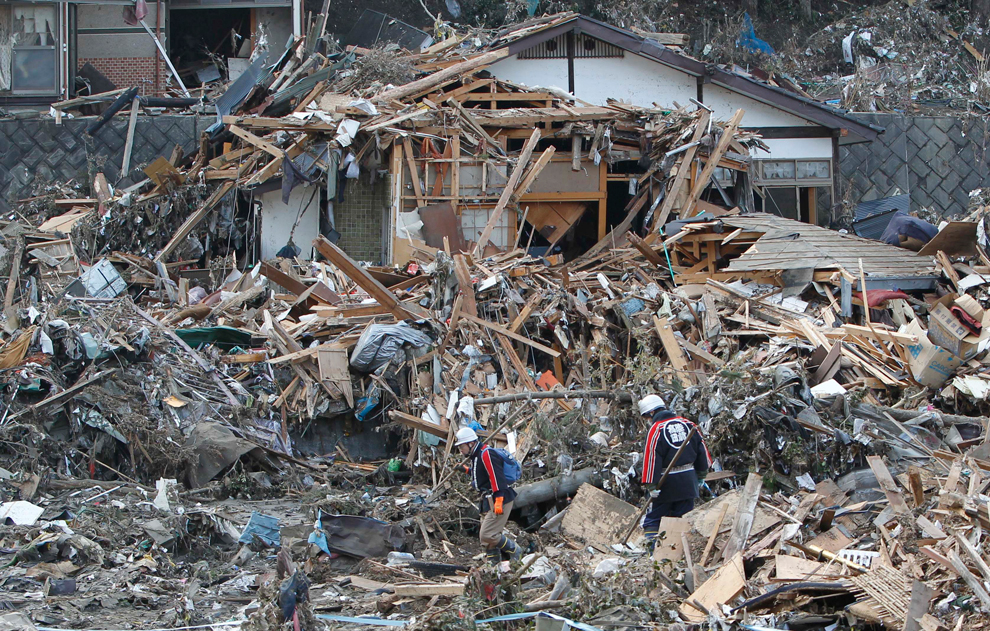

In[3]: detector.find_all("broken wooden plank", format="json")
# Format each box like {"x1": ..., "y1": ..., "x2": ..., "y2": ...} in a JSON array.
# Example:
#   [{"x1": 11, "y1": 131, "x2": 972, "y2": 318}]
[
  {"x1": 452, "y1": 254, "x2": 478, "y2": 317},
  {"x1": 375, "y1": 49, "x2": 508, "y2": 102},
  {"x1": 681, "y1": 109, "x2": 744, "y2": 219},
  {"x1": 156, "y1": 182, "x2": 234, "y2": 262},
  {"x1": 722, "y1": 472, "x2": 763, "y2": 560},
  {"x1": 654, "y1": 316, "x2": 696, "y2": 386},
  {"x1": 392, "y1": 583, "x2": 465, "y2": 598},
  {"x1": 229, "y1": 124, "x2": 283, "y2": 159},
  {"x1": 867, "y1": 455, "x2": 911, "y2": 515},
  {"x1": 651, "y1": 109, "x2": 711, "y2": 230},
  {"x1": 679, "y1": 553, "x2": 745, "y2": 623}
]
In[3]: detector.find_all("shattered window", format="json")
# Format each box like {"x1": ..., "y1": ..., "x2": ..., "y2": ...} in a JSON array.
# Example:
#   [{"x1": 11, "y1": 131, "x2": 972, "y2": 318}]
[
  {"x1": 796, "y1": 160, "x2": 830, "y2": 180},
  {"x1": 6, "y1": 3, "x2": 57, "y2": 94},
  {"x1": 761, "y1": 161, "x2": 795, "y2": 180}
]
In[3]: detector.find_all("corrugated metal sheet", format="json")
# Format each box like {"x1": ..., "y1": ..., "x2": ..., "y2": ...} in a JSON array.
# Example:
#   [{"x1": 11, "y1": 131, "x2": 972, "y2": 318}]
[{"x1": 854, "y1": 194, "x2": 909, "y2": 222}]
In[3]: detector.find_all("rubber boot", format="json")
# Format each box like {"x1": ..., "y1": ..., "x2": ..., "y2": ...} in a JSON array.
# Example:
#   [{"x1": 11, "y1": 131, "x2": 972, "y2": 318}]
[
  {"x1": 485, "y1": 546, "x2": 501, "y2": 565},
  {"x1": 498, "y1": 535, "x2": 522, "y2": 562},
  {"x1": 643, "y1": 529, "x2": 659, "y2": 552}
]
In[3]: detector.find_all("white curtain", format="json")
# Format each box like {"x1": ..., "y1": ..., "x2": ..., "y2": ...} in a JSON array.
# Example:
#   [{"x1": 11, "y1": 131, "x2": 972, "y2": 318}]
[{"x1": 0, "y1": 6, "x2": 12, "y2": 91}]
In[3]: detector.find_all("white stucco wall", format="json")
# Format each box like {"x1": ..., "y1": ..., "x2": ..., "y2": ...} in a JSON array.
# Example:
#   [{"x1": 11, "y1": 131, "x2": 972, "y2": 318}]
[
  {"x1": 704, "y1": 84, "x2": 815, "y2": 128},
  {"x1": 572, "y1": 53, "x2": 697, "y2": 108},
  {"x1": 259, "y1": 185, "x2": 320, "y2": 260},
  {"x1": 487, "y1": 57, "x2": 569, "y2": 94},
  {"x1": 759, "y1": 138, "x2": 833, "y2": 160}
]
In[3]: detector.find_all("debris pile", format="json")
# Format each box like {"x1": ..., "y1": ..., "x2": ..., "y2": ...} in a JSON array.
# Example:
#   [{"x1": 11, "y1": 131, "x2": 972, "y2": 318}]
[{"x1": 5, "y1": 9, "x2": 990, "y2": 631}]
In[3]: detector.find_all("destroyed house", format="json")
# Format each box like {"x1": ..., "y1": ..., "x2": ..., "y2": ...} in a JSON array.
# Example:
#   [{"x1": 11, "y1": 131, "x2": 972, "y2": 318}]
[
  {"x1": 482, "y1": 14, "x2": 882, "y2": 226},
  {"x1": 0, "y1": 0, "x2": 301, "y2": 107}
]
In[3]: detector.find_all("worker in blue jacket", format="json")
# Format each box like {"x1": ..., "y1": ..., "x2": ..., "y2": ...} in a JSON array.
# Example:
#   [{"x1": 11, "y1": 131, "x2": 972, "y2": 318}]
[{"x1": 456, "y1": 427, "x2": 521, "y2": 565}]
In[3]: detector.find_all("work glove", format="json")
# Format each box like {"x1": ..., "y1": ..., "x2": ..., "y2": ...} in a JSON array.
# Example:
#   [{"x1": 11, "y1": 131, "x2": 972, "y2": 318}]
[
  {"x1": 494, "y1": 496, "x2": 504, "y2": 515},
  {"x1": 462, "y1": 464, "x2": 470, "y2": 475},
  {"x1": 697, "y1": 474, "x2": 706, "y2": 490}
]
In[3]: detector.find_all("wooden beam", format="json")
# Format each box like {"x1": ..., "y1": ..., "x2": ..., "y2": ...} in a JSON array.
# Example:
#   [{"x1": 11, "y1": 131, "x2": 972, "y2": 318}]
[
  {"x1": 512, "y1": 146, "x2": 556, "y2": 200},
  {"x1": 452, "y1": 254, "x2": 477, "y2": 317},
  {"x1": 312, "y1": 236, "x2": 421, "y2": 320},
  {"x1": 375, "y1": 49, "x2": 508, "y2": 102},
  {"x1": 156, "y1": 181, "x2": 234, "y2": 262},
  {"x1": 120, "y1": 96, "x2": 141, "y2": 176},
  {"x1": 403, "y1": 137, "x2": 425, "y2": 207},
  {"x1": 654, "y1": 316, "x2": 696, "y2": 386},
  {"x1": 3, "y1": 240, "x2": 23, "y2": 311},
  {"x1": 229, "y1": 124, "x2": 283, "y2": 159},
  {"x1": 473, "y1": 128, "x2": 541, "y2": 256},
  {"x1": 459, "y1": 313, "x2": 560, "y2": 358}
]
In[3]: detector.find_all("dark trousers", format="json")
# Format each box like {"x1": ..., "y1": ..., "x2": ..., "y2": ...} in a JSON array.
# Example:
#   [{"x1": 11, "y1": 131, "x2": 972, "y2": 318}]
[{"x1": 643, "y1": 498, "x2": 695, "y2": 535}]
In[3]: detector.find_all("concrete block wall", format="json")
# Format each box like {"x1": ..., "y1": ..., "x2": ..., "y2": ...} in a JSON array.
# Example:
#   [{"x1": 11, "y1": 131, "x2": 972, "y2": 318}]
[
  {"x1": 0, "y1": 115, "x2": 209, "y2": 213},
  {"x1": 334, "y1": 175, "x2": 389, "y2": 264},
  {"x1": 840, "y1": 113, "x2": 990, "y2": 218}
]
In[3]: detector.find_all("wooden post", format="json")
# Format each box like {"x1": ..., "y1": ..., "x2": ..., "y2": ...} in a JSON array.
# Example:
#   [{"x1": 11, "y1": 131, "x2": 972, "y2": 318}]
[{"x1": 121, "y1": 96, "x2": 141, "y2": 176}]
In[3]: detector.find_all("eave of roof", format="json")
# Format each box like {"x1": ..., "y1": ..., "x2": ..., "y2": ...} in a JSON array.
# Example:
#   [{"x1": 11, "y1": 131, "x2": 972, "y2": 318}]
[{"x1": 496, "y1": 14, "x2": 882, "y2": 145}]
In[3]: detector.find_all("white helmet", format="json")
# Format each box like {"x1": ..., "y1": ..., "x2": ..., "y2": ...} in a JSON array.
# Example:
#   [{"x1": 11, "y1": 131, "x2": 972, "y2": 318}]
[
  {"x1": 638, "y1": 394, "x2": 666, "y2": 416},
  {"x1": 454, "y1": 427, "x2": 479, "y2": 446}
]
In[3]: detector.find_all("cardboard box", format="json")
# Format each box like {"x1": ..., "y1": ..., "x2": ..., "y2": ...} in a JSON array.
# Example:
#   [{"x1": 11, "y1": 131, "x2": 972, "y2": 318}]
[
  {"x1": 903, "y1": 319, "x2": 964, "y2": 388},
  {"x1": 927, "y1": 294, "x2": 990, "y2": 360}
]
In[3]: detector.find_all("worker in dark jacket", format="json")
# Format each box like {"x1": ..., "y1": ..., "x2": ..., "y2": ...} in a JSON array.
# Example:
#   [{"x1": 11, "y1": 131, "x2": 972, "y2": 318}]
[
  {"x1": 638, "y1": 394, "x2": 711, "y2": 543},
  {"x1": 456, "y1": 427, "x2": 522, "y2": 564}
]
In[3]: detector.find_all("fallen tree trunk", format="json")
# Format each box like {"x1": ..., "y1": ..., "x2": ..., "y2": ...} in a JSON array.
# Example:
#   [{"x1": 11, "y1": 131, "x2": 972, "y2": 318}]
[
  {"x1": 880, "y1": 406, "x2": 988, "y2": 427},
  {"x1": 512, "y1": 467, "x2": 600, "y2": 509}
]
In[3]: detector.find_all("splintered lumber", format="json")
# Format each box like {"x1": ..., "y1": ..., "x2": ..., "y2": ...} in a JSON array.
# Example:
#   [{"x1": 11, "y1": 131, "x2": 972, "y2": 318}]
[
  {"x1": 393, "y1": 583, "x2": 465, "y2": 597},
  {"x1": 947, "y1": 549, "x2": 990, "y2": 610},
  {"x1": 903, "y1": 581, "x2": 935, "y2": 631},
  {"x1": 134, "y1": 305, "x2": 241, "y2": 407},
  {"x1": 375, "y1": 49, "x2": 509, "y2": 103},
  {"x1": 953, "y1": 533, "x2": 990, "y2": 587},
  {"x1": 452, "y1": 254, "x2": 478, "y2": 317},
  {"x1": 512, "y1": 146, "x2": 556, "y2": 200},
  {"x1": 867, "y1": 456, "x2": 911, "y2": 515},
  {"x1": 473, "y1": 128, "x2": 541, "y2": 256},
  {"x1": 6, "y1": 369, "x2": 117, "y2": 421},
  {"x1": 679, "y1": 553, "x2": 745, "y2": 623},
  {"x1": 651, "y1": 109, "x2": 711, "y2": 230},
  {"x1": 681, "y1": 109, "x2": 744, "y2": 219},
  {"x1": 722, "y1": 472, "x2": 762, "y2": 560},
  {"x1": 156, "y1": 182, "x2": 234, "y2": 262},
  {"x1": 459, "y1": 313, "x2": 561, "y2": 357},
  {"x1": 313, "y1": 236, "x2": 419, "y2": 320}
]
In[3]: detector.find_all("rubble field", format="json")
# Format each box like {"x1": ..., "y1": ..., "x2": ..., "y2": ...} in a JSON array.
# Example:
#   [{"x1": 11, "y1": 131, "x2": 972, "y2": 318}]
[{"x1": 6, "y1": 9, "x2": 990, "y2": 631}]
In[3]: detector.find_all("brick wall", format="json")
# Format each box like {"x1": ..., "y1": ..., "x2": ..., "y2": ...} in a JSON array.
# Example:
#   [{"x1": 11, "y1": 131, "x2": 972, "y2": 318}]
[
  {"x1": 78, "y1": 57, "x2": 167, "y2": 96},
  {"x1": 334, "y1": 175, "x2": 389, "y2": 263}
]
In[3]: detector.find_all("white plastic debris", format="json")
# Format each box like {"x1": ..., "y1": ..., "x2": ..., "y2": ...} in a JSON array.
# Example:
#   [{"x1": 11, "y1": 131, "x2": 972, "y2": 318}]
[{"x1": 0, "y1": 500, "x2": 44, "y2": 526}]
